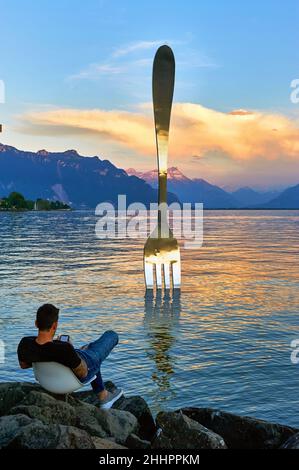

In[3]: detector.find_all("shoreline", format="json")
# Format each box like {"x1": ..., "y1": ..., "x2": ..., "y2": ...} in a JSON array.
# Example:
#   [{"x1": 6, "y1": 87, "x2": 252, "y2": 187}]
[
  {"x1": 0, "y1": 208, "x2": 72, "y2": 212},
  {"x1": 1, "y1": 208, "x2": 299, "y2": 212},
  {"x1": 0, "y1": 381, "x2": 298, "y2": 449}
]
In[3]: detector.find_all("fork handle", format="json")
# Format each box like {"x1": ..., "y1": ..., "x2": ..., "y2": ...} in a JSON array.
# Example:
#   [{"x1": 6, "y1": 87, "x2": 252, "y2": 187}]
[{"x1": 152, "y1": 45, "x2": 175, "y2": 210}]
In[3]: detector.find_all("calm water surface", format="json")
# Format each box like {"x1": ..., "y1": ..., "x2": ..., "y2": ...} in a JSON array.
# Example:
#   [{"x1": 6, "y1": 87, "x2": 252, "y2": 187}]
[{"x1": 0, "y1": 210, "x2": 299, "y2": 425}]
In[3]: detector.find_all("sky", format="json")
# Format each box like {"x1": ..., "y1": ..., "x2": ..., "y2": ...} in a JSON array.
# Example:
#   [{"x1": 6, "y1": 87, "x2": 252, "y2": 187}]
[{"x1": 0, "y1": 0, "x2": 299, "y2": 190}]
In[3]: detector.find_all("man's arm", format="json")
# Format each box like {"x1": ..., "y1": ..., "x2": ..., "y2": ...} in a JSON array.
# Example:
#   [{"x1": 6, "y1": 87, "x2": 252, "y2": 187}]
[
  {"x1": 72, "y1": 359, "x2": 88, "y2": 380},
  {"x1": 17, "y1": 339, "x2": 32, "y2": 369}
]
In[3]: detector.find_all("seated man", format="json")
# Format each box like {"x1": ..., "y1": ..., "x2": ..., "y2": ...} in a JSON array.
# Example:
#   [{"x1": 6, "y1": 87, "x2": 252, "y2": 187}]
[{"x1": 17, "y1": 303, "x2": 123, "y2": 409}]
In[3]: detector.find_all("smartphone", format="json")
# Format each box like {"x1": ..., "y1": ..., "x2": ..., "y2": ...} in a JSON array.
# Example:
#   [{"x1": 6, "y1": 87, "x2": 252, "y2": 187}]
[{"x1": 59, "y1": 335, "x2": 70, "y2": 343}]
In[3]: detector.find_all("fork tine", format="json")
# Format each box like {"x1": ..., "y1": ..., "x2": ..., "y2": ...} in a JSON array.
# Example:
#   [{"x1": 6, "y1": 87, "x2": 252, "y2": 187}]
[
  {"x1": 155, "y1": 264, "x2": 162, "y2": 289},
  {"x1": 144, "y1": 261, "x2": 154, "y2": 289},
  {"x1": 172, "y1": 259, "x2": 181, "y2": 289},
  {"x1": 163, "y1": 263, "x2": 170, "y2": 289}
]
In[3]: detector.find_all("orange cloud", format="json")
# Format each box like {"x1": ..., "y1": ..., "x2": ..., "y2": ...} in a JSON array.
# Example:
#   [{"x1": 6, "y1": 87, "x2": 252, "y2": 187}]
[
  {"x1": 22, "y1": 103, "x2": 299, "y2": 163},
  {"x1": 228, "y1": 109, "x2": 254, "y2": 116}
]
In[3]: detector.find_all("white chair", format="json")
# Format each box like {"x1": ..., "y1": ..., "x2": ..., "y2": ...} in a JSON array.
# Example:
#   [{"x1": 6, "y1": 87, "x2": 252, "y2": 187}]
[{"x1": 33, "y1": 362, "x2": 96, "y2": 394}]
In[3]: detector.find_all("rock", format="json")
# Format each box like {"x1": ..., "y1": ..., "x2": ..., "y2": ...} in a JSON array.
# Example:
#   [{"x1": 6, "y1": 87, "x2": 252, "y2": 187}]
[
  {"x1": 0, "y1": 413, "x2": 95, "y2": 449},
  {"x1": 0, "y1": 382, "x2": 41, "y2": 416},
  {"x1": 0, "y1": 413, "x2": 60, "y2": 449},
  {"x1": 281, "y1": 432, "x2": 299, "y2": 449},
  {"x1": 56, "y1": 426, "x2": 95, "y2": 449},
  {"x1": 113, "y1": 396, "x2": 156, "y2": 441},
  {"x1": 0, "y1": 414, "x2": 33, "y2": 448},
  {"x1": 8, "y1": 388, "x2": 137, "y2": 444},
  {"x1": 113, "y1": 384, "x2": 155, "y2": 440},
  {"x1": 4, "y1": 382, "x2": 296, "y2": 450},
  {"x1": 125, "y1": 433, "x2": 151, "y2": 449},
  {"x1": 180, "y1": 407, "x2": 298, "y2": 449},
  {"x1": 15, "y1": 421, "x2": 94, "y2": 449},
  {"x1": 75, "y1": 402, "x2": 107, "y2": 438},
  {"x1": 94, "y1": 408, "x2": 138, "y2": 444},
  {"x1": 74, "y1": 401, "x2": 138, "y2": 443},
  {"x1": 75, "y1": 381, "x2": 155, "y2": 441},
  {"x1": 10, "y1": 390, "x2": 77, "y2": 426},
  {"x1": 152, "y1": 411, "x2": 227, "y2": 449},
  {"x1": 92, "y1": 436, "x2": 127, "y2": 449},
  {"x1": 3, "y1": 387, "x2": 136, "y2": 445},
  {"x1": 73, "y1": 390, "x2": 95, "y2": 403}
]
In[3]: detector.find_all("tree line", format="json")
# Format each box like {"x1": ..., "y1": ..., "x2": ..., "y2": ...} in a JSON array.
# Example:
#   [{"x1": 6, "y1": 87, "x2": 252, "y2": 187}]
[{"x1": 0, "y1": 192, "x2": 71, "y2": 211}]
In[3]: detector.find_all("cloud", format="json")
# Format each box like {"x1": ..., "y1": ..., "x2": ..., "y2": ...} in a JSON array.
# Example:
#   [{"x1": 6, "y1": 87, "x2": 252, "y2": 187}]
[
  {"x1": 21, "y1": 103, "x2": 299, "y2": 158},
  {"x1": 68, "y1": 63, "x2": 125, "y2": 81},
  {"x1": 67, "y1": 38, "x2": 217, "y2": 82},
  {"x1": 112, "y1": 40, "x2": 168, "y2": 58},
  {"x1": 68, "y1": 40, "x2": 177, "y2": 82},
  {"x1": 228, "y1": 109, "x2": 254, "y2": 116},
  {"x1": 19, "y1": 103, "x2": 299, "y2": 187}
]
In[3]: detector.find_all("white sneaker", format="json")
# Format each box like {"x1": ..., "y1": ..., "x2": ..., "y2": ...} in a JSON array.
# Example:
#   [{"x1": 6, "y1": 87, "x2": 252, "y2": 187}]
[{"x1": 99, "y1": 388, "x2": 123, "y2": 409}]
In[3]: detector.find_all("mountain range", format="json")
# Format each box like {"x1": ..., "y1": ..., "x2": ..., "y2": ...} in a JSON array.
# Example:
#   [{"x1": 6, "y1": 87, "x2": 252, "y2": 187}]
[
  {"x1": 127, "y1": 167, "x2": 237, "y2": 208},
  {"x1": 260, "y1": 184, "x2": 299, "y2": 209},
  {"x1": 127, "y1": 167, "x2": 298, "y2": 209},
  {"x1": 0, "y1": 144, "x2": 298, "y2": 209},
  {"x1": 231, "y1": 187, "x2": 281, "y2": 207},
  {"x1": 0, "y1": 144, "x2": 178, "y2": 208}
]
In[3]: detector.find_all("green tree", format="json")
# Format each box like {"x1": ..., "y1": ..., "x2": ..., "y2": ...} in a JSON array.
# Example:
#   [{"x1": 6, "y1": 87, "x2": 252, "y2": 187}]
[
  {"x1": 7, "y1": 192, "x2": 27, "y2": 209},
  {"x1": 26, "y1": 200, "x2": 34, "y2": 210}
]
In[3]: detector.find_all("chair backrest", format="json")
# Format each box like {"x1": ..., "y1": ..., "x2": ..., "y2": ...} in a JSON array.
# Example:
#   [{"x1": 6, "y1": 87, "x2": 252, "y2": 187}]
[{"x1": 33, "y1": 361, "x2": 84, "y2": 394}]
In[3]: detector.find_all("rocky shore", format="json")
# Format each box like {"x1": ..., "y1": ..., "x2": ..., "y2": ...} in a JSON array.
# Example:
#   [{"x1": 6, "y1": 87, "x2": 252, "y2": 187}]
[{"x1": 0, "y1": 381, "x2": 298, "y2": 449}]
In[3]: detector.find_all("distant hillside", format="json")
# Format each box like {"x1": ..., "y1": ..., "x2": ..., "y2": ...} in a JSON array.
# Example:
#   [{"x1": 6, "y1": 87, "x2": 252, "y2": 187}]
[
  {"x1": 231, "y1": 187, "x2": 281, "y2": 207},
  {"x1": 259, "y1": 184, "x2": 299, "y2": 209},
  {"x1": 0, "y1": 144, "x2": 179, "y2": 208},
  {"x1": 127, "y1": 167, "x2": 238, "y2": 209},
  {"x1": 1, "y1": 144, "x2": 296, "y2": 210}
]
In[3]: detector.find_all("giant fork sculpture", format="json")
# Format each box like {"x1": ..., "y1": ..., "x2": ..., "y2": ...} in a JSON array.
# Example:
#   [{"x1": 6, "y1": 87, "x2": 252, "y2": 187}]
[{"x1": 143, "y1": 45, "x2": 181, "y2": 290}]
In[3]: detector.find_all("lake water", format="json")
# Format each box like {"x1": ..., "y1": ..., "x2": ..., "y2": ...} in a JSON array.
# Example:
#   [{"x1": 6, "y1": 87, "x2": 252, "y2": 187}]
[{"x1": 0, "y1": 210, "x2": 299, "y2": 426}]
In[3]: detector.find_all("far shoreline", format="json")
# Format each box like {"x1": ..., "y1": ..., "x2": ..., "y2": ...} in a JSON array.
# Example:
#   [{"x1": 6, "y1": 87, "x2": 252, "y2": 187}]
[{"x1": 1, "y1": 207, "x2": 298, "y2": 212}]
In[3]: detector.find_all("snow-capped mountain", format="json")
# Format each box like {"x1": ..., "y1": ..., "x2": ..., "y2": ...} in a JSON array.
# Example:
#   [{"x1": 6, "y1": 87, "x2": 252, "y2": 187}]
[{"x1": 127, "y1": 167, "x2": 238, "y2": 208}]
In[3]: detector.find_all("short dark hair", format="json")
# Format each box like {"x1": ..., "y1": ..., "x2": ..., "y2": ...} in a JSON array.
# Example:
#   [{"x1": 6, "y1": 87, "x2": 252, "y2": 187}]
[{"x1": 36, "y1": 304, "x2": 59, "y2": 331}]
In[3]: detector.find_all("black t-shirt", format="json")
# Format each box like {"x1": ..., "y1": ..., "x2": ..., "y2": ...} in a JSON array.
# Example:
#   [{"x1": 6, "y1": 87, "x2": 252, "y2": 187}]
[{"x1": 17, "y1": 336, "x2": 82, "y2": 370}]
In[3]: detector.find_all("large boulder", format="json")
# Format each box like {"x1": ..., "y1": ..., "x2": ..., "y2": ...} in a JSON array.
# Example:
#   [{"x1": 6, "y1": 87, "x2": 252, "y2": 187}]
[
  {"x1": 281, "y1": 433, "x2": 299, "y2": 449},
  {"x1": 180, "y1": 408, "x2": 298, "y2": 449},
  {"x1": 10, "y1": 390, "x2": 77, "y2": 426},
  {"x1": 152, "y1": 411, "x2": 227, "y2": 449},
  {"x1": 74, "y1": 402, "x2": 107, "y2": 438},
  {"x1": 0, "y1": 414, "x2": 95, "y2": 449},
  {"x1": 75, "y1": 401, "x2": 138, "y2": 443},
  {"x1": 94, "y1": 408, "x2": 138, "y2": 444},
  {"x1": 0, "y1": 382, "x2": 41, "y2": 416},
  {"x1": 75, "y1": 381, "x2": 155, "y2": 441},
  {"x1": 8, "y1": 388, "x2": 138, "y2": 445},
  {"x1": 56, "y1": 425, "x2": 95, "y2": 449},
  {"x1": 113, "y1": 396, "x2": 156, "y2": 441},
  {"x1": 0, "y1": 413, "x2": 33, "y2": 448}
]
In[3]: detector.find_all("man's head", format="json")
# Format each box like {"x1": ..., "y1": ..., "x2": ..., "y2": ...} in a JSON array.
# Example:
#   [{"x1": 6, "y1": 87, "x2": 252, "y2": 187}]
[{"x1": 35, "y1": 304, "x2": 59, "y2": 335}]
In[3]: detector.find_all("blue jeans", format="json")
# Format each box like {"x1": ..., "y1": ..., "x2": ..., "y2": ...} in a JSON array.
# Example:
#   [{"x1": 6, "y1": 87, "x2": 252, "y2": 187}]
[{"x1": 75, "y1": 330, "x2": 119, "y2": 394}]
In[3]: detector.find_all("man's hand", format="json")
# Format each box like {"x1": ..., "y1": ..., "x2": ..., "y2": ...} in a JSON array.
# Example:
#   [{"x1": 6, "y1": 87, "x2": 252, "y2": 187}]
[
  {"x1": 57, "y1": 335, "x2": 72, "y2": 344},
  {"x1": 80, "y1": 344, "x2": 89, "y2": 351}
]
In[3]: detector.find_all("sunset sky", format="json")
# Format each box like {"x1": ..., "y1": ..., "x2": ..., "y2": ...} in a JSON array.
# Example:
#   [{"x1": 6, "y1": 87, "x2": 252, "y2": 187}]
[{"x1": 1, "y1": 0, "x2": 299, "y2": 189}]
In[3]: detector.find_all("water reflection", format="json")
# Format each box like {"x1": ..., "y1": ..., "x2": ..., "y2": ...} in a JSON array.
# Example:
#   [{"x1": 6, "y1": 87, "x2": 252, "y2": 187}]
[{"x1": 144, "y1": 289, "x2": 181, "y2": 401}]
